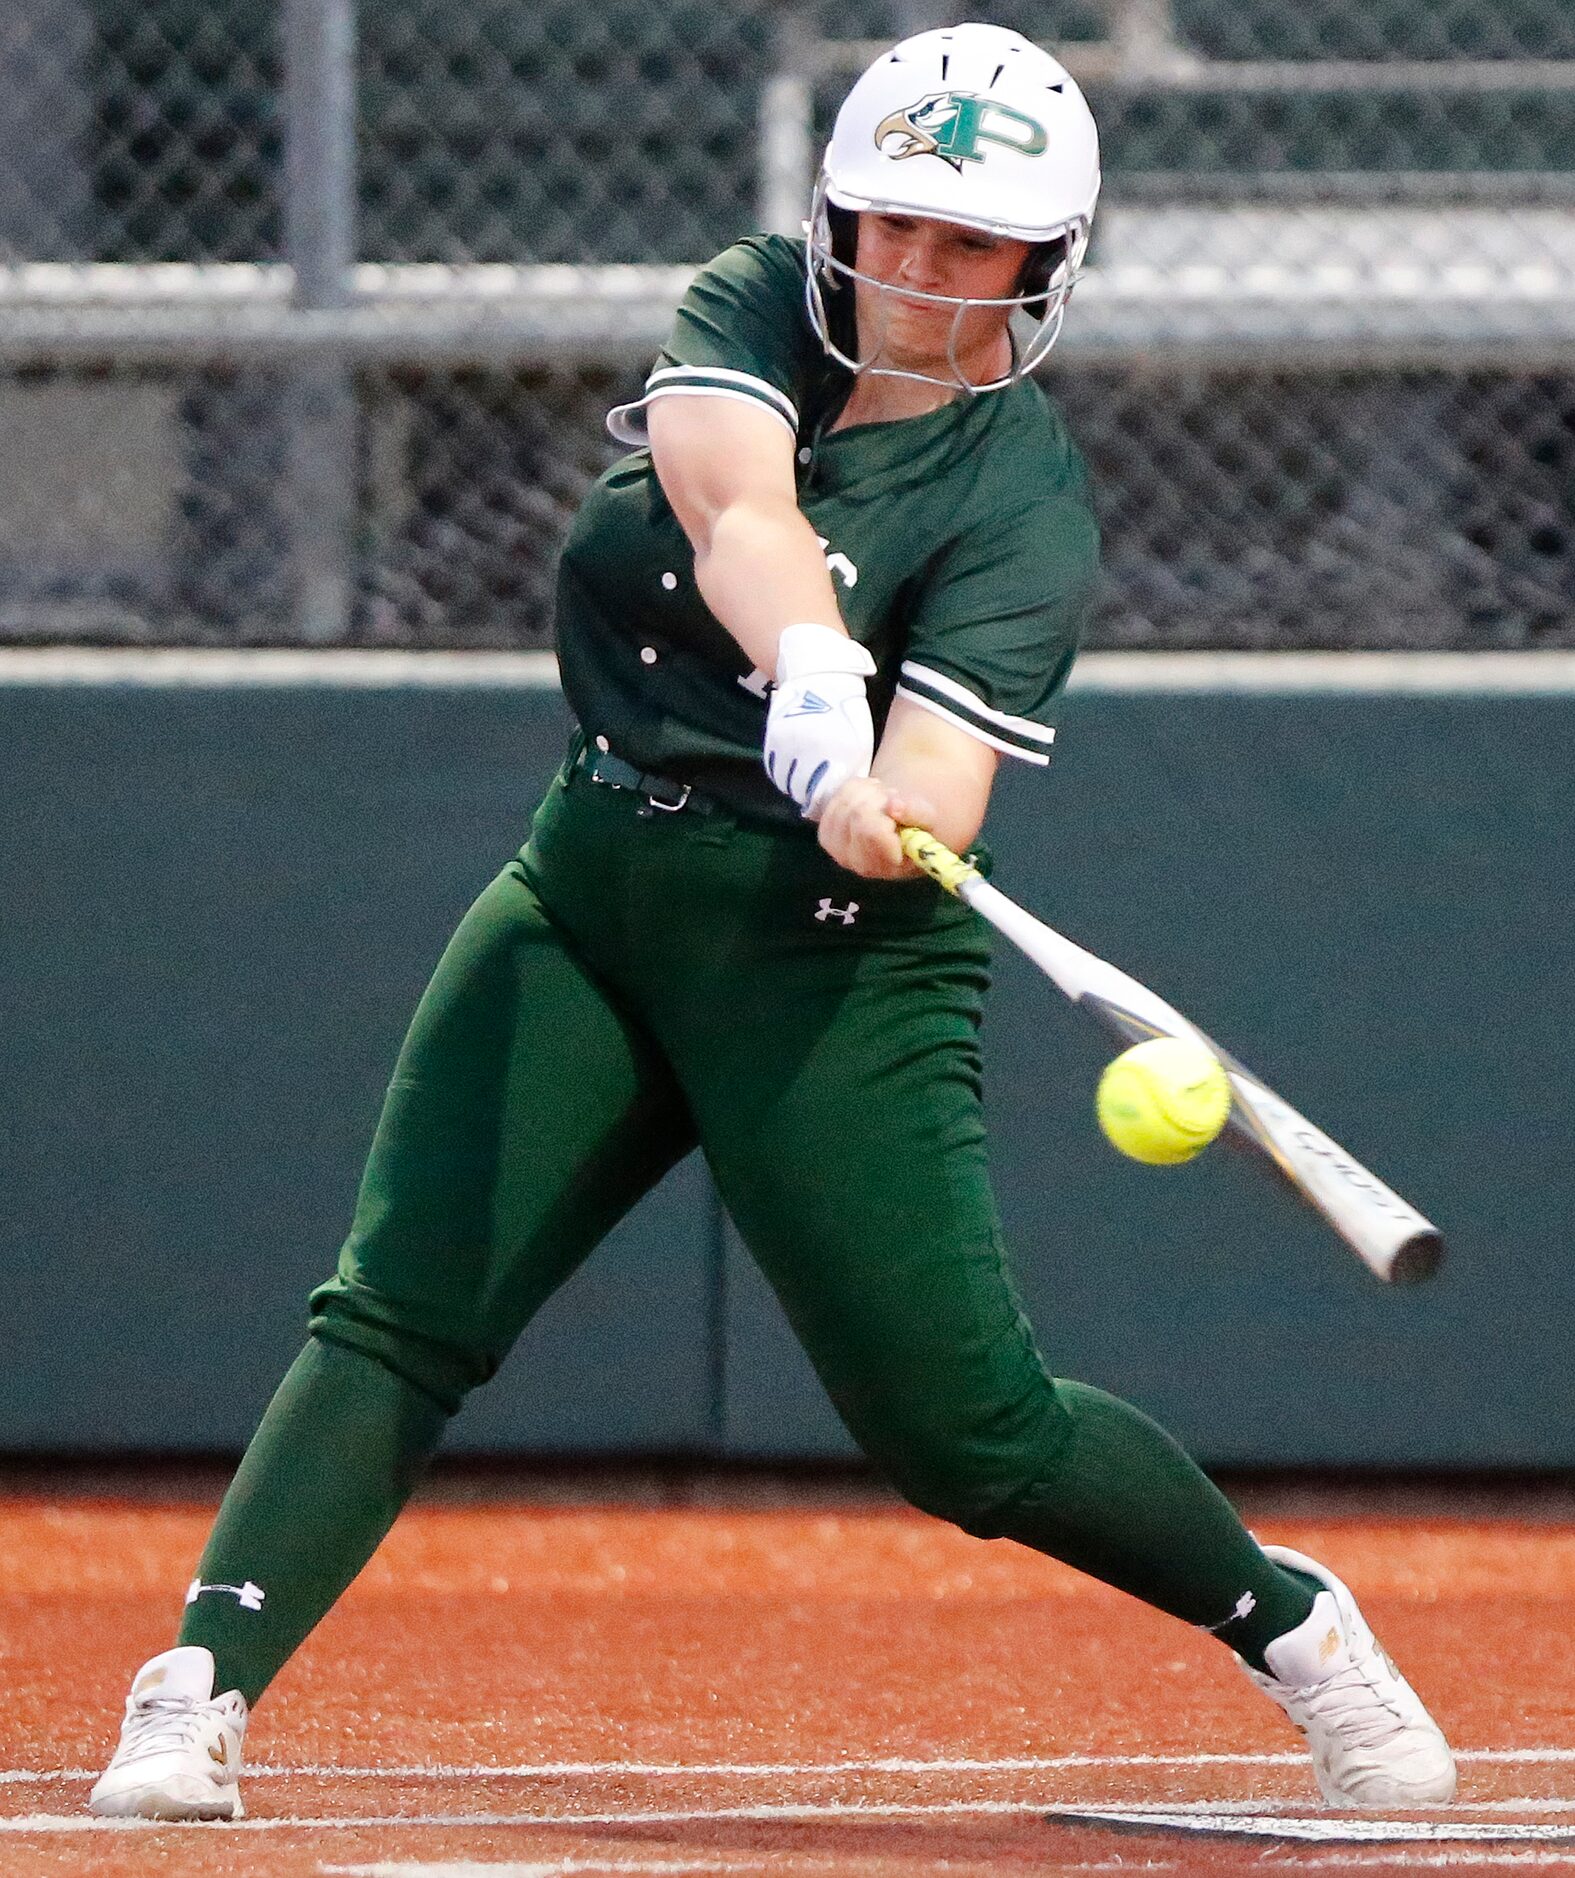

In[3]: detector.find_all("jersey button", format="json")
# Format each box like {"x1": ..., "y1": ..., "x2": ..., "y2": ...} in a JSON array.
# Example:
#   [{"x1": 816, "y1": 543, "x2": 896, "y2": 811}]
[
  {"x1": 660, "y1": 571, "x2": 678, "y2": 591},
  {"x1": 797, "y1": 447, "x2": 812, "y2": 465},
  {"x1": 594, "y1": 734, "x2": 610, "y2": 753},
  {"x1": 640, "y1": 647, "x2": 659, "y2": 666}
]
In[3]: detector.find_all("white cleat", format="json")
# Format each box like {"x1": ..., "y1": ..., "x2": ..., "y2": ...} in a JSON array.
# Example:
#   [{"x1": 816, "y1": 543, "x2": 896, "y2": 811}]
[
  {"x1": 89, "y1": 1645, "x2": 248, "y2": 1821},
  {"x1": 1240, "y1": 1543, "x2": 1456, "y2": 1809}
]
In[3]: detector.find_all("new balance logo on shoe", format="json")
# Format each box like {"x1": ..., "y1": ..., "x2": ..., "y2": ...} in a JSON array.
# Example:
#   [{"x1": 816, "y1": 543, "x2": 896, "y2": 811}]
[
  {"x1": 185, "y1": 1578, "x2": 266, "y2": 1612},
  {"x1": 815, "y1": 898, "x2": 860, "y2": 925}
]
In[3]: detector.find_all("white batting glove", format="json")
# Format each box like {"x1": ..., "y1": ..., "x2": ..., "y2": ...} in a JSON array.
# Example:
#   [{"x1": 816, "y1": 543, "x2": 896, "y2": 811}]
[{"x1": 764, "y1": 622, "x2": 878, "y2": 821}]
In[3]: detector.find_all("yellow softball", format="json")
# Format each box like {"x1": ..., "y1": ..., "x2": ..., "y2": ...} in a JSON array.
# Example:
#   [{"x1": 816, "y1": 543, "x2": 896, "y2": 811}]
[{"x1": 1095, "y1": 1036, "x2": 1232, "y2": 1166}]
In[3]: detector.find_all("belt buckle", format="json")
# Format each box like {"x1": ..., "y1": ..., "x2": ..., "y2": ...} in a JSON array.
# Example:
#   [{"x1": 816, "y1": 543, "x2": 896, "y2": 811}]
[{"x1": 645, "y1": 783, "x2": 691, "y2": 814}]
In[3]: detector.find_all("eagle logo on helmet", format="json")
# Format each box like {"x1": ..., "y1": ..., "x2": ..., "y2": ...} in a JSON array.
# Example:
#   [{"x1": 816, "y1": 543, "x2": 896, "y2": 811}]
[{"x1": 873, "y1": 90, "x2": 1048, "y2": 173}]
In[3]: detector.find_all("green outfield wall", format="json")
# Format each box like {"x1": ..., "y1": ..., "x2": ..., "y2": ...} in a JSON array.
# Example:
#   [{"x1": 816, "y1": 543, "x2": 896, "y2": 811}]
[{"x1": 3, "y1": 652, "x2": 1571, "y2": 1468}]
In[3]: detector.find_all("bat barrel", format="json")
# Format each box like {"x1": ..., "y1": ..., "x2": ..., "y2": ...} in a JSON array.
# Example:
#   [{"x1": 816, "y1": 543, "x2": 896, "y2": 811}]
[{"x1": 1388, "y1": 1228, "x2": 1446, "y2": 1286}]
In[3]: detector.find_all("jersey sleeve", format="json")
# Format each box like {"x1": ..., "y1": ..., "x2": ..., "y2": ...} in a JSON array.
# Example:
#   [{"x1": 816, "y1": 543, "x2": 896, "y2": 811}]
[
  {"x1": 896, "y1": 490, "x2": 1099, "y2": 766},
  {"x1": 607, "y1": 235, "x2": 813, "y2": 447}
]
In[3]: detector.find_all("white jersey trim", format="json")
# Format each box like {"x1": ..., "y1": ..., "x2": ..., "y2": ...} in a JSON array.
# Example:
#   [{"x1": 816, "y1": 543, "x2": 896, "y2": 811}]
[
  {"x1": 607, "y1": 382, "x2": 798, "y2": 447},
  {"x1": 899, "y1": 661, "x2": 1057, "y2": 745},
  {"x1": 895, "y1": 686, "x2": 1054, "y2": 766},
  {"x1": 645, "y1": 365, "x2": 799, "y2": 428}
]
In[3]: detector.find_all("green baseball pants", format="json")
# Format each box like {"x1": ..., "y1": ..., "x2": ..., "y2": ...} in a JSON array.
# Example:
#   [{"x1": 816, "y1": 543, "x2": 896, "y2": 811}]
[
  {"x1": 316, "y1": 757, "x2": 1039, "y2": 1518},
  {"x1": 181, "y1": 755, "x2": 1316, "y2": 1703}
]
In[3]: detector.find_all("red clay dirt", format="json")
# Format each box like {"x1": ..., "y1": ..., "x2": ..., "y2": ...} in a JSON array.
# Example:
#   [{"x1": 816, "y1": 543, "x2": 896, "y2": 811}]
[{"x1": 3, "y1": 1497, "x2": 1573, "y2": 1876}]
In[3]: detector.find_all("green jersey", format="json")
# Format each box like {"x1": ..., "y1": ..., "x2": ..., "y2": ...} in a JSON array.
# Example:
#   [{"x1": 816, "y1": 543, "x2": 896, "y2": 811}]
[{"x1": 555, "y1": 233, "x2": 1099, "y2": 826}]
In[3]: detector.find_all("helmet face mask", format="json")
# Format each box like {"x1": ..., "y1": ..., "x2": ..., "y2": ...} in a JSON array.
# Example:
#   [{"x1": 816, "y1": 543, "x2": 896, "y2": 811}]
[
  {"x1": 806, "y1": 179, "x2": 1088, "y2": 394},
  {"x1": 804, "y1": 23, "x2": 1099, "y2": 394}
]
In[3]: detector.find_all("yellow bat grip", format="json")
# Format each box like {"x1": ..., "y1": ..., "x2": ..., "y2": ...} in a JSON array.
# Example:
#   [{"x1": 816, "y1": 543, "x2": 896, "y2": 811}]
[{"x1": 897, "y1": 825, "x2": 983, "y2": 896}]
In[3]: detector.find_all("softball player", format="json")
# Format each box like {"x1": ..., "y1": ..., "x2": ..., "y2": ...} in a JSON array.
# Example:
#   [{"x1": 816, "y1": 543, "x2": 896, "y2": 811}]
[{"x1": 93, "y1": 23, "x2": 1454, "y2": 1821}]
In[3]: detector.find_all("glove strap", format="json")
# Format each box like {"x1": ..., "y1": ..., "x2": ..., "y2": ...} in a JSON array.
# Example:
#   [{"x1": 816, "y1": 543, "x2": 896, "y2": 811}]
[{"x1": 775, "y1": 621, "x2": 877, "y2": 684}]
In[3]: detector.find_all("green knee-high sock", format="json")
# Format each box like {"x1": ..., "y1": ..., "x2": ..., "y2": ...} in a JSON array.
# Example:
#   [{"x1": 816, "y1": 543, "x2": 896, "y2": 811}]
[
  {"x1": 997, "y1": 1380, "x2": 1315, "y2": 1672},
  {"x1": 179, "y1": 1337, "x2": 449, "y2": 1707}
]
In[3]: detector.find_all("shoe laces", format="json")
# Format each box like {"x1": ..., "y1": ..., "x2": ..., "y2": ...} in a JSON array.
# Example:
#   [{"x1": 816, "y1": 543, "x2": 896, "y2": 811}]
[
  {"x1": 1296, "y1": 1658, "x2": 1407, "y2": 1751},
  {"x1": 117, "y1": 1696, "x2": 219, "y2": 1766}
]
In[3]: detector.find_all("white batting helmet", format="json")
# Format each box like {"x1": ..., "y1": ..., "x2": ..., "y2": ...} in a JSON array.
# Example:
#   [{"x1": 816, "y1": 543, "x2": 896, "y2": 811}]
[{"x1": 806, "y1": 22, "x2": 1101, "y2": 390}]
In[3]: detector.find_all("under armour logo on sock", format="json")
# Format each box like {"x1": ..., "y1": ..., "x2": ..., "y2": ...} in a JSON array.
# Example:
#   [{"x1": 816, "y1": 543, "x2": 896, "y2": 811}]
[
  {"x1": 814, "y1": 898, "x2": 859, "y2": 925},
  {"x1": 1206, "y1": 1589, "x2": 1257, "y2": 1631},
  {"x1": 186, "y1": 1577, "x2": 266, "y2": 1612}
]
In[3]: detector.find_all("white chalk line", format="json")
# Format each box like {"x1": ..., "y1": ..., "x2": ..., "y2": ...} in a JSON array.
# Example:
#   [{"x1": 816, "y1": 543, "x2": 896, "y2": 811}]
[
  {"x1": 1082, "y1": 1801, "x2": 1575, "y2": 1815},
  {"x1": 0, "y1": 1801, "x2": 1165, "y2": 1833},
  {"x1": 1291, "y1": 1858, "x2": 1575, "y2": 1870},
  {"x1": 7, "y1": 1746, "x2": 1574, "y2": 1784},
  {"x1": 320, "y1": 1865, "x2": 760, "y2": 1878},
  {"x1": 317, "y1": 1858, "x2": 1170, "y2": 1878},
  {"x1": 316, "y1": 1865, "x2": 1161, "y2": 1878},
  {"x1": 320, "y1": 1864, "x2": 770, "y2": 1878},
  {"x1": 7, "y1": 1799, "x2": 1575, "y2": 1839}
]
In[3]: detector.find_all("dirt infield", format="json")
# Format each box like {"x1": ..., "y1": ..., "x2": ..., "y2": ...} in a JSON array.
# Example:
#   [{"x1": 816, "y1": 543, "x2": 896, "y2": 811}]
[{"x1": 4, "y1": 1491, "x2": 1573, "y2": 1876}]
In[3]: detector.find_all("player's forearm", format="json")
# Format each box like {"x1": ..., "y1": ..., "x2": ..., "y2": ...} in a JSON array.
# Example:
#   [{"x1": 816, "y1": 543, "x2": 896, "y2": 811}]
[
  {"x1": 690, "y1": 496, "x2": 848, "y2": 675},
  {"x1": 819, "y1": 704, "x2": 998, "y2": 879},
  {"x1": 871, "y1": 721, "x2": 994, "y2": 857}
]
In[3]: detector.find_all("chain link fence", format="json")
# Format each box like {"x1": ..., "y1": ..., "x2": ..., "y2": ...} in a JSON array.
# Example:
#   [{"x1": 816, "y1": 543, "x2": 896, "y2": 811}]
[{"x1": 0, "y1": 0, "x2": 1571, "y2": 647}]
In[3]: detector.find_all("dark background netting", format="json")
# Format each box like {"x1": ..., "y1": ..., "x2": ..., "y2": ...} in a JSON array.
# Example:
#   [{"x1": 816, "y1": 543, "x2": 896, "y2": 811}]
[
  {"x1": 3, "y1": 362, "x2": 1566, "y2": 647},
  {"x1": 0, "y1": 0, "x2": 1570, "y2": 647}
]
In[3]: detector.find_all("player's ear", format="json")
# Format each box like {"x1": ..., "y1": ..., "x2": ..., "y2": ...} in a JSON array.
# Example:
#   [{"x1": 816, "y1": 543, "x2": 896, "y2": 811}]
[{"x1": 1019, "y1": 234, "x2": 1070, "y2": 321}]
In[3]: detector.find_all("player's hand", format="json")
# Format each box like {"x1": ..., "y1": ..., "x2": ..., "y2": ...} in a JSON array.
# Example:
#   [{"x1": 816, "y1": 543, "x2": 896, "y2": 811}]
[
  {"x1": 763, "y1": 622, "x2": 877, "y2": 821},
  {"x1": 817, "y1": 776, "x2": 938, "y2": 880}
]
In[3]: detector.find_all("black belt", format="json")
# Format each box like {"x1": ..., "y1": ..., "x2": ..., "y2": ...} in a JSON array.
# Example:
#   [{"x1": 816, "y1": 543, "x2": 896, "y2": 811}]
[{"x1": 577, "y1": 746, "x2": 716, "y2": 816}]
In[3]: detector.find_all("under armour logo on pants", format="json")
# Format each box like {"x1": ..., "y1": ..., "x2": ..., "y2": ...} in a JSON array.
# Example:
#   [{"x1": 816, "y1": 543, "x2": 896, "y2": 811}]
[
  {"x1": 186, "y1": 1577, "x2": 266, "y2": 1611},
  {"x1": 815, "y1": 898, "x2": 859, "y2": 925}
]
